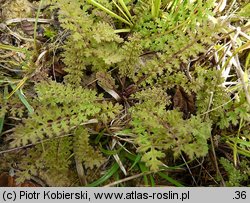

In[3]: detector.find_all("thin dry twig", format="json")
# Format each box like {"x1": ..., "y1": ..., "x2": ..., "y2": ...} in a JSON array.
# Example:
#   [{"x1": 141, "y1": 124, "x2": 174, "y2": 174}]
[
  {"x1": 104, "y1": 171, "x2": 152, "y2": 187},
  {"x1": 4, "y1": 18, "x2": 53, "y2": 25}
]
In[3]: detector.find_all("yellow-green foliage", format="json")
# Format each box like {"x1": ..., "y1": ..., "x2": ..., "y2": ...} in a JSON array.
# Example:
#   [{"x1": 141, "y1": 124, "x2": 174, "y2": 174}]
[
  {"x1": 2, "y1": 0, "x2": 249, "y2": 185},
  {"x1": 130, "y1": 87, "x2": 211, "y2": 171},
  {"x1": 74, "y1": 127, "x2": 106, "y2": 169},
  {"x1": 8, "y1": 80, "x2": 120, "y2": 185},
  {"x1": 220, "y1": 158, "x2": 249, "y2": 186},
  {"x1": 49, "y1": 0, "x2": 124, "y2": 86},
  {"x1": 10, "y1": 81, "x2": 102, "y2": 146},
  {"x1": 16, "y1": 137, "x2": 74, "y2": 186}
]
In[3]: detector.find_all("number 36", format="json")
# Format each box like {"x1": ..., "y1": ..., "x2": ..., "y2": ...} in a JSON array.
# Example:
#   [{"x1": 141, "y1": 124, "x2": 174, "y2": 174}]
[{"x1": 234, "y1": 191, "x2": 246, "y2": 199}]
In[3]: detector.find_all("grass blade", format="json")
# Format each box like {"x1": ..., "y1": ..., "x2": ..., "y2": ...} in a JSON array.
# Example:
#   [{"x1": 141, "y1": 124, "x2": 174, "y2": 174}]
[
  {"x1": 112, "y1": 0, "x2": 132, "y2": 24},
  {"x1": 129, "y1": 154, "x2": 142, "y2": 171},
  {"x1": 0, "y1": 87, "x2": 7, "y2": 136},
  {"x1": 0, "y1": 43, "x2": 27, "y2": 53},
  {"x1": 157, "y1": 172, "x2": 184, "y2": 187},
  {"x1": 151, "y1": 0, "x2": 161, "y2": 18},
  {"x1": 87, "y1": 162, "x2": 120, "y2": 186},
  {"x1": 10, "y1": 83, "x2": 34, "y2": 114},
  {"x1": 138, "y1": 163, "x2": 149, "y2": 186},
  {"x1": 117, "y1": 0, "x2": 133, "y2": 22},
  {"x1": 87, "y1": 0, "x2": 133, "y2": 26},
  {"x1": 0, "y1": 116, "x2": 4, "y2": 136},
  {"x1": 7, "y1": 76, "x2": 28, "y2": 99},
  {"x1": 100, "y1": 145, "x2": 123, "y2": 156}
]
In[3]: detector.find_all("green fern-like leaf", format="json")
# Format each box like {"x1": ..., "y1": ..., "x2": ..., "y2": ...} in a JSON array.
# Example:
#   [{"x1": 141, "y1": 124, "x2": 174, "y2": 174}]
[
  {"x1": 98, "y1": 101, "x2": 123, "y2": 124},
  {"x1": 131, "y1": 88, "x2": 211, "y2": 171},
  {"x1": 73, "y1": 127, "x2": 106, "y2": 169},
  {"x1": 16, "y1": 137, "x2": 74, "y2": 186},
  {"x1": 10, "y1": 81, "x2": 101, "y2": 147}
]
